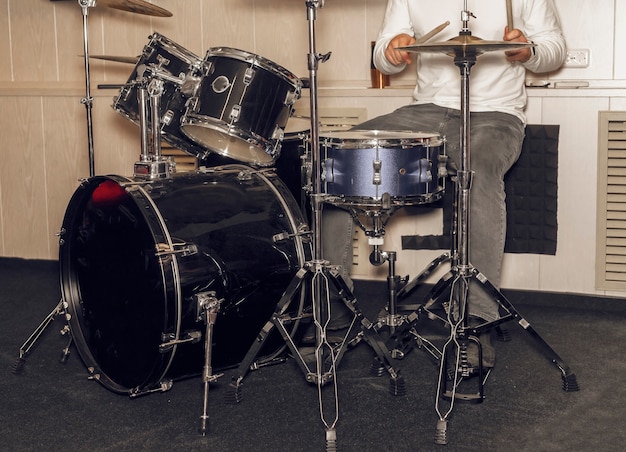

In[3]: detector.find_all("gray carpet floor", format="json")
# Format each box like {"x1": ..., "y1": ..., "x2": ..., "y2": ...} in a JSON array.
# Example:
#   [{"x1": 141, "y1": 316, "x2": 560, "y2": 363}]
[{"x1": 1, "y1": 258, "x2": 625, "y2": 451}]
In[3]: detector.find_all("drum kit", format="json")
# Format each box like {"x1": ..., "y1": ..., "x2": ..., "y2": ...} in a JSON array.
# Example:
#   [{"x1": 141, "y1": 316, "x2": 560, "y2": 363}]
[{"x1": 16, "y1": 0, "x2": 578, "y2": 447}]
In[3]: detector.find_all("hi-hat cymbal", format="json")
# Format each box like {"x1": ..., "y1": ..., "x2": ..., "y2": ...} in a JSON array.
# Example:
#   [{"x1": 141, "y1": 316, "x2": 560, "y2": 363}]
[
  {"x1": 398, "y1": 34, "x2": 534, "y2": 58},
  {"x1": 88, "y1": 54, "x2": 140, "y2": 64}
]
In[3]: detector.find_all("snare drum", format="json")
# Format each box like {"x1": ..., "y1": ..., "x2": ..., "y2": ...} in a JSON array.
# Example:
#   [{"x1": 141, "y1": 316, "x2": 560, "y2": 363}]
[
  {"x1": 112, "y1": 33, "x2": 208, "y2": 157},
  {"x1": 181, "y1": 47, "x2": 302, "y2": 167},
  {"x1": 319, "y1": 130, "x2": 445, "y2": 208}
]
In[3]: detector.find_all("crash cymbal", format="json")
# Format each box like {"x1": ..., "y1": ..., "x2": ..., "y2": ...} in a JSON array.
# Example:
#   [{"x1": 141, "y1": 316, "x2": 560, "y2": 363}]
[
  {"x1": 398, "y1": 33, "x2": 534, "y2": 58},
  {"x1": 52, "y1": 0, "x2": 173, "y2": 17},
  {"x1": 88, "y1": 54, "x2": 139, "y2": 64},
  {"x1": 100, "y1": 0, "x2": 172, "y2": 17}
]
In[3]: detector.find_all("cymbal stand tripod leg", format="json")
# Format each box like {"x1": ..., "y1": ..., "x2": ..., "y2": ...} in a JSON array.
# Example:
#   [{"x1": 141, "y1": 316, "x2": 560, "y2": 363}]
[{"x1": 12, "y1": 300, "x2": 73, "y2": 374}]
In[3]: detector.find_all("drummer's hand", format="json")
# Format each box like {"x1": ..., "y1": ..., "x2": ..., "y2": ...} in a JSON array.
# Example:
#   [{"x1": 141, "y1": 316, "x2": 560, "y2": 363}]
[
  {"x1": 503, "y1": 26, "x2": 532, "y2": 63},
  {"x1": 385, "y1": 34, "x2": 417, "y2": 66}
]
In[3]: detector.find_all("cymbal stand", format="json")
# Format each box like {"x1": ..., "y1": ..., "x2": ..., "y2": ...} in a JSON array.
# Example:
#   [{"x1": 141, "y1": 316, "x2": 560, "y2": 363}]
[
  {"x1": 78, "y1": 0, "x2": 97, "y2": 177},
  {"x1": 11, "y1": 0, "x2": 102, "y2": 363},
  {"x1": 227, "y1": 2, "x2": 403, "y2": 450},
  {"x1": 385, "y1": 3, "x2": 579, "y2": 445}
]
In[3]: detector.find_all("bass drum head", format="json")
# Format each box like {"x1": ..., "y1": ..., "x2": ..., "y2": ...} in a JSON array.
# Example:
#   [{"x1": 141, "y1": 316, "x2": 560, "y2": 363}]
[{"x1": 59, "y1": 166, "x2": 310, "y2": 394}]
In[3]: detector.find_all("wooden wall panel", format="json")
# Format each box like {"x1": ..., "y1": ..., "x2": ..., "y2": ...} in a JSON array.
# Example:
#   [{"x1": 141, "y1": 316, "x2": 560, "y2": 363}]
[
  {"x1": 318, "y1": 2, "x2": 369, "y2": 82},
  {"x1": 43, "y1": 96, "x2": 91, "y2": 259},
  {"x1": 201, "y1": 0, "x2": 255, "y2": 52},
  {"x1": 552, "y1": 0, "x2": 614, "y2": 80},
  {"x1": 0, "y1": 96, "x2": 50, "y2": 258},
  {"x1": 92, "y1": 92, "x2": 141, "y2": 177},
  {"x1": 615, "y1": 0, "x2": 626, "y2": 79},
  {"x1": 254, "y1": 0, "x2": 309, "y2": 79},
  {"x1": 9, "y1": 1, "x2": 57, "y2": 82},
  {"x1": 150, "y1": 0, "x2": 204, "y2": 56},
  {"x1": 0, "y1": 0, "x2": 10, "y2": 81},
  {"x1": 53, "y1": 0, "x2": 98, "y2": 83}
]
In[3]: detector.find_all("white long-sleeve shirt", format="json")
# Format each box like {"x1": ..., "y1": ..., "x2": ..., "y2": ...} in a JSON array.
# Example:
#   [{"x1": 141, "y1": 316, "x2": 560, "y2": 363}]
[{"x1": 373, "y1": 0, "x2": 566, "y2": 123}]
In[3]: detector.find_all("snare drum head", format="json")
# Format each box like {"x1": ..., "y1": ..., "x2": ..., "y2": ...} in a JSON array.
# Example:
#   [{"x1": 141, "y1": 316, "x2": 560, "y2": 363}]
[{"x1": 320, "y1": 130, "x2": 443, "y2": 148}]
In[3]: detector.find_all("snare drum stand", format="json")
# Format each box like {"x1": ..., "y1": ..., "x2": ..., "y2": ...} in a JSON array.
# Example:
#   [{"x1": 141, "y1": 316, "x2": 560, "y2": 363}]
[
  {"x1": 227, "y1": 2, "x2": 402, "y2": 450},
  {"x1": 348, "y1": 206, "x2": 442, "y2": 371},
  {"x1": 386, "y1": 4, "x2": 578, "y2": 445}
]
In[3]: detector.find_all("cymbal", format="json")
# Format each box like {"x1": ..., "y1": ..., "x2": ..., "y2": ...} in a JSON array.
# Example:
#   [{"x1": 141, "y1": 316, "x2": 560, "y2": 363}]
[
  {"x1": 88, "y1": 54, "x2": 139, "y2": 64},
  {"x1": 54, "y1": 0, "x2": 173, "y2": 17},
  {"x1": 398, "y1": 34, "x2": 534, "y2": 57},
  {"x1": 101, "y1": 0, "x2": 172, "y2": 17}
]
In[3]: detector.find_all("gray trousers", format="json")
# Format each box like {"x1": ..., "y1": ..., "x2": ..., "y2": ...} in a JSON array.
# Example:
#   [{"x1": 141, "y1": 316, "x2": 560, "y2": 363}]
[{"x1": 324, "y1": 103, "x2": 524, "y2": 321}]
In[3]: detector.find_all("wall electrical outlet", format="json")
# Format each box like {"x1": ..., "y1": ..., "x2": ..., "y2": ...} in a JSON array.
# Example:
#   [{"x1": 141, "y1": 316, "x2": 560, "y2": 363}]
[{"x1": 564, "y1": 49, "x2": 590, "y2": 68}]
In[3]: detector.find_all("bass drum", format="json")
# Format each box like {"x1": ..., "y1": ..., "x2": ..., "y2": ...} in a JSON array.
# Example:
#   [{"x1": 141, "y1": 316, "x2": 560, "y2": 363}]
[{"x1": 59, "y1": 165, "x2": 310, "y2": 395}]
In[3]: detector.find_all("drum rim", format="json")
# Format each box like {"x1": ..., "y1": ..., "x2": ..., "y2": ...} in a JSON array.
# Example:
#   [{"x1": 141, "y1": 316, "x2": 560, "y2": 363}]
[
  {"x1": 181, "y1": 114, "x2": 280, "y2": 166},
  {"x1": 145, "y1": 31, "x2": 204, "y2": 65},
  {"x1": 320, "y1": 129, "x2": 445, "y2": 148},
  {"x1": 204, "y1": 46, "x2": 303, "y2": 89},
  {"x1": 59, "y1": 175, "x2": 182, "y2": 394}
]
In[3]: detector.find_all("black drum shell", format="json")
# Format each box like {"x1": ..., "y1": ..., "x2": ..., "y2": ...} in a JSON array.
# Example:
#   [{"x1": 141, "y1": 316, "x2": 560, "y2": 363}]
[
  {"x1": 181, "y1": 47, "x2": 302, "y2": 166},
  {"x1": 112, "y1": 32, "x2": 208, "y2": 158},
  {"x1": 59, "y1": 166, "x2": 310, "y2": 394}
]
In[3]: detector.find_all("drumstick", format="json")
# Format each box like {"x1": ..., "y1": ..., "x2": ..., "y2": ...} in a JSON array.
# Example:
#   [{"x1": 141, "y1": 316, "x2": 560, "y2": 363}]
[
  {"x1": 415, "y1": 21, "x2": 451, "y2": 44},
  {"x1": 506, "y1": 0, "x2": 514, "y2": 30}
]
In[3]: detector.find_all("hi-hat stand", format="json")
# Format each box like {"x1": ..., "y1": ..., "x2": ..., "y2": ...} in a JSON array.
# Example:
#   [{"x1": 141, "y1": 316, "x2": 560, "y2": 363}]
[
  {"x1": 385, "y1": 2, "x2": 579, "y2": 445},
  {"x1": 226, "y1": 2, "x2": 402, "y2": 450}
]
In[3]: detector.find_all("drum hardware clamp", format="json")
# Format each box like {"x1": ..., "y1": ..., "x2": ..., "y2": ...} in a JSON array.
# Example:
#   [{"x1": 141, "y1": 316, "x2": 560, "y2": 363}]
[
  {"x1": 159, "y1": 331, "x2": 203, "y2": 353},
  {"x1": 155, "y1": 242, "x2": 199, "y2": 258}
]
